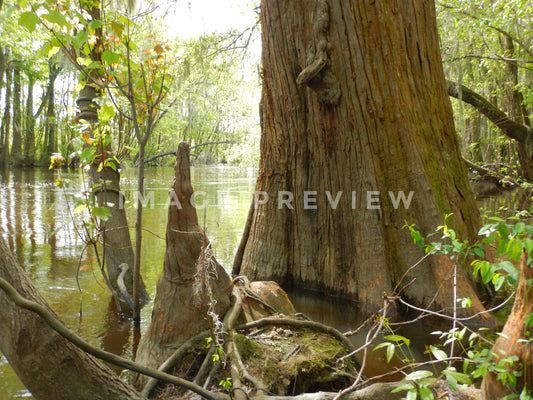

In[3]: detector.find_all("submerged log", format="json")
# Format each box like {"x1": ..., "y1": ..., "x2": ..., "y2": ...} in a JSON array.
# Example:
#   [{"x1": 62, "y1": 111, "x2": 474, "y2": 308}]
[{"x1": 135, "y1": 143, "x2": 233, "y2": 380}]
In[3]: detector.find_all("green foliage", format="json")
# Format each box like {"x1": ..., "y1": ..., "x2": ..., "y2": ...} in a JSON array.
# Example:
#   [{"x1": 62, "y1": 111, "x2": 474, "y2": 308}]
[
  {"x1": 218, "y1": 377, "x2": 232, "y2": 391},
  {"x1": 437, "y1": 0, "x2": 533, "y2": 173},
  {"x1": 405, "y1": 216, "x2": 533, "y2": 396}
]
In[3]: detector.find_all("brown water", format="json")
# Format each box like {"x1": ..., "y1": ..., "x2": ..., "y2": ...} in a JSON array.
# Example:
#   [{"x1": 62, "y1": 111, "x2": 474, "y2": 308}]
[
  {"x1": 1, "y1": 169, "x2": 520, "y2": 398},
  {"x1": 0, "y1": 165, "x2": 256, "y2": 399}
]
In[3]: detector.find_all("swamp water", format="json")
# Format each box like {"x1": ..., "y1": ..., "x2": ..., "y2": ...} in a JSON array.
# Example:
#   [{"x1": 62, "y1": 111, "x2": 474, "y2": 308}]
[{"x1": 0, "y1": 167, "x2": 521, "y2": 398}]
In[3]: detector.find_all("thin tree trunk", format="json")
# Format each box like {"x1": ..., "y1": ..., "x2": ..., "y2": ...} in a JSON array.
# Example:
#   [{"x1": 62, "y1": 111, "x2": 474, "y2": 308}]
[
  {"x1": 44, "y1": 61, "x2": 57, "y2": 159},
  {"x1": 502, "y1": 36, "x2": 533, "y2": 181},
  {"x1": 1, "y1": 60, "x2": 13, "y2": 169},
  {"x1": 11, "y1": 61, "x2": 22, "y2": 164},
  {"x1": 24, "y1": 73, "x2": 35, "y2": 165},
  {"x1": 0, "y1": 237, "x2": 146, "y2": 400},
  {"x1": 235, "y1": 0, "x2": 489, "y2": 319},
  {"x1": 0, "y1": 45, "x2": 5, "y2": 150}
]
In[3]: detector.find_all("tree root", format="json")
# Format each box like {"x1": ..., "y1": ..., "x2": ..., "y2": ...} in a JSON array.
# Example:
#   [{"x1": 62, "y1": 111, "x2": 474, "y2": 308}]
[
  {"x1": 0, "y1": 275, "x2": 416, "y2": 400},
  {"x1": 0, "y1": 277, "x2": 228, "y2": 400}
]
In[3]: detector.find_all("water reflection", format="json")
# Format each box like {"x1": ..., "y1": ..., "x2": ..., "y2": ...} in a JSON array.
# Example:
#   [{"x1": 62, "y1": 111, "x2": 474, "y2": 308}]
[
  {"x1": 1, "y1": 167, "x2": 526, "y2": 397},
  {"x1": 0, "y1": 165, "x2": 256, "y2": 399}
]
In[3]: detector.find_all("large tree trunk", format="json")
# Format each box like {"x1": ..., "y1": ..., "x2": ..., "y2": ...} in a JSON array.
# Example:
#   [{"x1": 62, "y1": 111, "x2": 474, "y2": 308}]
[
  {"x1": 135, "y1": 143, "x2": 233, "y2": 377},
  {"x1": 0, "y1": 237, "x2": 145, "y2": 400},
  {"x1": 235, "y1": 0, "x2": 488, "y2": 317},
  {"x1": 481, "y1": 254, "x2": 533, "y2": 399}
]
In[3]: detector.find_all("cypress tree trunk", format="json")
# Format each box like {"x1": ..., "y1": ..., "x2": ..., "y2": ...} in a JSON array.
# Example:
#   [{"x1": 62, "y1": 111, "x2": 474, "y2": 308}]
[
  {"x1": 0, "y1": 237, "x2": 145, "y2": 400},
  {"x1": 235, "y1": 0, "x2": 489, "y2": 318}
]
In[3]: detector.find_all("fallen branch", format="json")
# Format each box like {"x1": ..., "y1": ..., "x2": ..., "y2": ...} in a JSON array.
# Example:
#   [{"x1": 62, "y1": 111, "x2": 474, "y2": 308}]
[
  {"x1": 446, "y1": 80, "x2": 533, "y2": 144},
  {"x1": 463, "y1": 157, "x2": 515, "y2": 188},
  {"x1": 254, "y1": 382, "x2": 405, "y2": 400}
]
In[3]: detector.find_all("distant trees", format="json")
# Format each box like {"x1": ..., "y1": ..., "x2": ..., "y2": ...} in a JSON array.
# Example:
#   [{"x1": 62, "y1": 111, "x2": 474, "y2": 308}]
[
  {"x1": 438, "y1": 0, "x2": 533, "y2": 180},
  {"x1": 0, "y1": 0, "x2": 259, "y2": 168}
]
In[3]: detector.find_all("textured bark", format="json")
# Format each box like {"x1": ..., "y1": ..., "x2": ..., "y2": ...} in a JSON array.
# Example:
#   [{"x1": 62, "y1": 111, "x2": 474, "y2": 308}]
[
  {"x1": 481, "y1": 255, "x2": 533, "y2": 399},
  {"x1": 236, "y1": 0, "x2": 488, "y2": 317},
  {"x1": 135, "y1": 143, "x2": 232, "y2": 377},
  {"x1": 0, "y1": 237, "x2": 145, "y2": 400},
  {"x1": 77, "y1": 84, "x2": 149, "y2": 308}
]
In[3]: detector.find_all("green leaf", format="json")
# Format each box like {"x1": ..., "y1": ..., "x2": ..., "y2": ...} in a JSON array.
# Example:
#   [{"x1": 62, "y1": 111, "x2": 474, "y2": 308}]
[
  {"x1": 419, "y1": 387, "x2": 434, "y2": 400},
  {"x1": 89, "y1": 19, "x2": 103, "y2": 29},
  {"x1": 92, "y1": 206, "x2": 112, "y2": 221},
  {"x1": 73, "y1": 204, "x2": 87, "y2": 214},
  {"x1": 509, "y1": 240, "x2": 523, "y2": 261},
  {"x1": 430, "y1": 346, "x2": 447, "y2": 361},
  {"x1": 48, "y1": 46, "x2": 61, "y2": 59},
  {"x1": 18, "y1": 12, "x2": 40, "y2": 32},
  {"x1": 406, "y1": 389, "x2": 417, "y2": 400},
  {"x1": 391, "y1": 383, "x2": 415, "y2": 393},
  {"x1": 493, "y1": 274, "x2": 505, "y2": 291},
  {"x1": 497, "y1": 224, "x2": 509, "y2": 239},
  {"x1": 110, "y1": 21, "x2": 124, "y2": 37},
  {"x1": 473, "y1": 247, "x2": 485, "y2": 258},
  {"x1": 43, "y1": 10, "x2": 69, "y2": 27},
  {"x1": 446, "y1": 372, "x2": 458, "y2": 390},
  {"x1": 384, "y1": 334, "x2": 410, "y2": 346},
  {"x1": 525, "y1": 313, "x2": 533, "y2": 328},
  {"x1": 102, "y1": 50, "x2": 120, "y2": 65},
  {"x1": 478, "y1": 224, "x2": 495, "y2": 237},
  {"x1": 404, "y1": 370, "x2": 434, "y2": 381},
  {"x1": 480, "y1": 262, "x2": 494, "y2": 284},
  {"x1": 80, "y1": 147, "x2": 96, "y2": 164},
  {"x1": 443, "y1": 369, "x2": 472, "y2": 388},
  {"x1": 99, "y1": 103, "x2": 116, "y2": 123},
  {"x1": 513, "y1": 222, "x2": 525, "y2": 235},
  {"x1": 497, "y1": 261, "x2": 519, "y2": 285},
  {"x1": 386, "y1": 343, "x2": 395, "y2": 363},
  {"x1": 72, "y1": 30, "x2": 89, "y2": 51}
]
